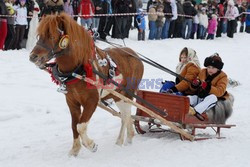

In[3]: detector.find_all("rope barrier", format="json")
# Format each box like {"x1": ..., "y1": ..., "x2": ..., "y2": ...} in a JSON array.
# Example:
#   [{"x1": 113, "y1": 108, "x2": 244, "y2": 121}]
[{"x1": 0, "y1": 11, "x2": 249, "y2": 19}]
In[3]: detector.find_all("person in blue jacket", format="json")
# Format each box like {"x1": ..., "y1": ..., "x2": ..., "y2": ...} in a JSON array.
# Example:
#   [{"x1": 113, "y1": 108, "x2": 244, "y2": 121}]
[
  {"x1": 245, "y1": 5, "x2": 250, "y2": 33},
  {"x1": 136, "y1": 8, "x2": 146, "y2": 40}
]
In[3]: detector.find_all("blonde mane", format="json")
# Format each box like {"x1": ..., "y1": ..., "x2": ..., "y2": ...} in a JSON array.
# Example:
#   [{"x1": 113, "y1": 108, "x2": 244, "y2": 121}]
[{"x1": 37, "y1": 13, "x2": 94, "y2": 66}]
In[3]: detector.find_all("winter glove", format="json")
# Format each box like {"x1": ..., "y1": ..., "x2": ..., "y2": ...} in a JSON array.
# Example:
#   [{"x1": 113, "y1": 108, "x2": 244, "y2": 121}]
[
  {"x1": 197, "y1": 81, "x2": 211, "y2": 98},
  {"x1": 200, "y1": 81, "x2": 208, "y2": 90},
  {"x1": 191, "y1": 78, "x2": 201, "y2": 89}
]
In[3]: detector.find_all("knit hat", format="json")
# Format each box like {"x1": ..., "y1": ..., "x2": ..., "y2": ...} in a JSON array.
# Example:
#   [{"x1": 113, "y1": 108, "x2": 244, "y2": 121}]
[
  {"x1": 204, "y1": 53, "x2": 224, "y2": 70},
  {"x1": 19, "y1": 0, "x2": 26, "y2": 2}
]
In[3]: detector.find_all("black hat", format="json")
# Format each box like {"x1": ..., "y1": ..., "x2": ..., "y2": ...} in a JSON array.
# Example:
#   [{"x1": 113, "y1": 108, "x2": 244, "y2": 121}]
[{"x1": 204, "y1": 53, "x2": 224, "y2": 70}]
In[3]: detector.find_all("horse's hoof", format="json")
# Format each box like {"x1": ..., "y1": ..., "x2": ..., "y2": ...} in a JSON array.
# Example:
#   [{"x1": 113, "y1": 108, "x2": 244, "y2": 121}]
[
  {"x1": 115, "y1": 140, "x2": 123, "y2": 146},
  {"x1": 125, "y1": 138, "x2": 133, "y2": 145},
  {"x1": 68, "y1": 149, "x2": 80, "y2": 157},
  {"x1": 90, "y1": 143, "x2": 98, "y2": 152}
]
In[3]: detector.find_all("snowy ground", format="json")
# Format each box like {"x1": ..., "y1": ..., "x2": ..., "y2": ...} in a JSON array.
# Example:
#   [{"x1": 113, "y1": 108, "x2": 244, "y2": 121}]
[{"x1": 1, "y1": 30, "x2": 250, "y2": 167}]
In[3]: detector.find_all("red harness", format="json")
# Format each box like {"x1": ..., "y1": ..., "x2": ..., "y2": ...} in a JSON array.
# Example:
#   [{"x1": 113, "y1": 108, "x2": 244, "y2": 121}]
[{"x1": 47, "y1": 38, "x2": 96, "y2": 86}]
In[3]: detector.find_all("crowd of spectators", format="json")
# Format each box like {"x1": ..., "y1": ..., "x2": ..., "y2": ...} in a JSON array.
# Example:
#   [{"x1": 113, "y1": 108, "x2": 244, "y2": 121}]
[{"x1": 0, "y1": 0, "x2": 250, "y2": 50}]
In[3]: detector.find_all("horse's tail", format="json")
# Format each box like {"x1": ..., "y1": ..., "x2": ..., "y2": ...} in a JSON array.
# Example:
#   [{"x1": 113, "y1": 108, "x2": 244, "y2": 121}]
[{"x1": 206, "y1": 93, "x2": 234, "y2": 124}]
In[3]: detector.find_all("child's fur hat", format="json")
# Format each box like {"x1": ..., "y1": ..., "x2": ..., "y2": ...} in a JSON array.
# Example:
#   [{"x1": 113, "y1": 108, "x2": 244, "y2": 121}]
[{"x1": 204, "y1": 53, "x2": 224, "y2": 70}]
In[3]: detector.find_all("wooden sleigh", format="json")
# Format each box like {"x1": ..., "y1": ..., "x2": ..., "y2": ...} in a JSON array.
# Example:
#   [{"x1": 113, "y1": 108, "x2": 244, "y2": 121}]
[
  {"x1": 134, "y1": 90, "x2": 236, "y2": 140},
  {"x1": 73, "y1": 74, "x2": 235, "y2": 141}
]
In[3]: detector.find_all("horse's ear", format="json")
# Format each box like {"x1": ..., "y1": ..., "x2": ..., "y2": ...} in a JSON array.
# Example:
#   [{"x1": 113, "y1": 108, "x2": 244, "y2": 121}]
[
  {"x1": 58, "y1": 13, "x2": 69, "y2": 34},
  {"x1": 56, "y1": 15, "x2": 65, "y2": 34}
]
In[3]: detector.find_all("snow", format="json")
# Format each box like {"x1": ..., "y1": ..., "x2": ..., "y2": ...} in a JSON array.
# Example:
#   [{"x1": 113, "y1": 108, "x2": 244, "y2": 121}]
[{"x1": 1, "y1": 30, "x2": 250, "y2": 167}]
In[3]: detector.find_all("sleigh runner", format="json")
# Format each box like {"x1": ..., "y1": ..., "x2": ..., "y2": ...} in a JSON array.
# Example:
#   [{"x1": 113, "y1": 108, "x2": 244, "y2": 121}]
[{"x1": 134, "y1": 90, "x2": 236, "y2": 140}]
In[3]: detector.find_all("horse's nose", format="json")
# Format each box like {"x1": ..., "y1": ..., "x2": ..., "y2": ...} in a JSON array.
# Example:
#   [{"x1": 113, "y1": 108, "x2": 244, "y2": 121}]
[{"x1": 29, "y1": 53, "x2": 38, "y2": 63}]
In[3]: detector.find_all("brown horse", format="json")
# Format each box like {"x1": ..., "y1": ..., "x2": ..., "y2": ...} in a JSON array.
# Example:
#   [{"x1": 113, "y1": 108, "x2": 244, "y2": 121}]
[{"x1": 29, "y1": 13, "x2": 144, "y2": 156}]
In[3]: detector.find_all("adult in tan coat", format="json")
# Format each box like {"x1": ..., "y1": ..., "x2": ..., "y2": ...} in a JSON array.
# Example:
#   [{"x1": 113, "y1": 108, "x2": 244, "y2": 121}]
[
  {"x1": 161, "y1": 47, "x2": 201, "y2": 95},
  {"x1": 148, "y1": 3, "x2": 158, "y2": 39},
  {"x1": 188, "y1": 54, "x2": 233, "y2": 122}
]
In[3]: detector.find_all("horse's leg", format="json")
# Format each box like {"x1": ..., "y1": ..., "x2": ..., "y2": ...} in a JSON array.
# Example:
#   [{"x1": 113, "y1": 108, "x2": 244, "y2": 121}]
[
  {"x1": 126, "y1": 111, "x2": 135, "y2": 144},
  {"x1": 66, "y1": 96, "x2": 82, "y2": 156},
  {"x1": 77, "y1": 98, "x2": 98, "y2": 152},
  {"x1": 115, "y1": 100, "x2": 134, "y2": 145}
]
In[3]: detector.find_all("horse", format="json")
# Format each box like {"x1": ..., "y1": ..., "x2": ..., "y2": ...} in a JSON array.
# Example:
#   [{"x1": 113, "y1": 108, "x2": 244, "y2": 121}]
[{"x1": 29, "y1": 13, "x2": 144, "y2": 156}]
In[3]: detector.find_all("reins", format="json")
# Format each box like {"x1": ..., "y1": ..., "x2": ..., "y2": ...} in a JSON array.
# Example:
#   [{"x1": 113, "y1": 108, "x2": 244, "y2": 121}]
[{"x1": 97, "y1": 39, "x2": 192, "y2": 84}]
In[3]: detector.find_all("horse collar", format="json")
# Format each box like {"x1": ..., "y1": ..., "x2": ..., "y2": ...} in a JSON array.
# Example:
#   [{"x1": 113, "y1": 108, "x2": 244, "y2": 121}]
[{"x1": 51, "y1": 64, "x2": 86, "y2": 86}]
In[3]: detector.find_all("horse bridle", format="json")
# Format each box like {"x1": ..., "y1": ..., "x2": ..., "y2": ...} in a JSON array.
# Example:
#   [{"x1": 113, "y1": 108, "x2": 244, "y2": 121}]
[{"x1": 36, "y1": 29, "x2": 70, "y2": 61}]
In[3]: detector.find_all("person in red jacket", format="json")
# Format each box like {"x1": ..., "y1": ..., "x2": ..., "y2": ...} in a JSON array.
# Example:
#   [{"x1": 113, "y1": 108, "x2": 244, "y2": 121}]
[
  {"x1": 78, "y1": 0, "x2": 95, "y2": 29},
  {"x1": 0, "y1": 0, "x2": 8, "y2": 50}
]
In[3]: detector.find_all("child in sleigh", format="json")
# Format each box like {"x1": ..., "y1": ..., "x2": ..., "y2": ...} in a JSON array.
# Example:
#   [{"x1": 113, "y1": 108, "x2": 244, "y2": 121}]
[{"x1": 188, "y1": 54, "x2": 234, "y2": 121}]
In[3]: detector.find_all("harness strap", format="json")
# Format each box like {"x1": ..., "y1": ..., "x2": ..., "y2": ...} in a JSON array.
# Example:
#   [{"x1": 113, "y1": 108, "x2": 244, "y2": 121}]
[
  {"x1": 49, "y1": 63, "x2": 86, "y2": 85},
  {"x1": 91, "y1": 68, "x2": 167, "y2": 117}
]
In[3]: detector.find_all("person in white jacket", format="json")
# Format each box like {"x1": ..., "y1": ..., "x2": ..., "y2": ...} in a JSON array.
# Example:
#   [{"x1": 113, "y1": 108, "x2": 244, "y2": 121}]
[
  {"x1": 198, "y1": 7, "x2": 208, "y2": 39},
  {"x1": 168, "y1": 0, "x2": 177, "y2": 38},
  {"x1": 26, "y1": 0, "x2": 40, "y2": 50},
  {"x1": 13, "y1": 0, "x2": 28, "y2": 50},
  {"x1": 225, "y1": 0, "x2": 239, "y2": 38}
]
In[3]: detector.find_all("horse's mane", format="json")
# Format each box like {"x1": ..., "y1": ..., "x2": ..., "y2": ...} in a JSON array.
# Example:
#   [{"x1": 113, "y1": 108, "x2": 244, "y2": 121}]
[{"x1": 37, "y1": 13, "x2": 94, "y2": 65}]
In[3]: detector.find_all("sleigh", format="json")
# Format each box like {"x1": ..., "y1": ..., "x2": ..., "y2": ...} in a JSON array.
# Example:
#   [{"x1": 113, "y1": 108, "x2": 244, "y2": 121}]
[{"x1": 133, "y1": 90, "x2": 236, "y2": 140}]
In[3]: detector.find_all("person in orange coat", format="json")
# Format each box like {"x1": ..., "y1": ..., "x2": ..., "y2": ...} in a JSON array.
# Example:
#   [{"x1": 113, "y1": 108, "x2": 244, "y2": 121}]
[
  {"x1": 161, "y1": 47, "x2": 201, "y2": 95},
  {"x1": 188, "y1": 53, "x2": 229, "y2": 121}
]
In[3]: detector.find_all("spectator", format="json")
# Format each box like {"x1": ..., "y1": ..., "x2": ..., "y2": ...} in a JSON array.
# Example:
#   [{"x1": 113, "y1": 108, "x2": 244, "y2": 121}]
[
  {"x1": 148, "y1": 2, "x2": 157, "y2": 40},
  {"x1": 238, "y1": 1, "x2": 247, "y2": 33},
  {"x1": 136, "y1": 8, "x2": 146, "y2": 40},
  {"x1": 173, "y1": 0, "x2": 184, "y2": 38},
  {"x1": 13, "y1": 0, "x2": 28, "y2": 50},
  {"x1": 156, "y1": 4, "x2": 165, "y2": 39},
  {"x1": 198, "y1": 7, "x2": 208, "y2": 40},
  {"x1": 216, "y1": 0, "x2": 225, "y2": 37},
  {"x1": 161, "y1": 0, "x2": 172, "y2": 39},
  {"x1": 78, "y1": 0, "x2": 95, "y2": 29},
  {"x1": 207, "y1": 14, "x2": 217, "y2": 40},
  {"x1": 182, "y1": 0, "x2": 197, "y2": 39},
  {"x1": 225, "y1": 0, "x2": 239, "y2": 38},
  {"x1": 246, "y1": 5, "x2": 250, "y2": 33},
  {"x1": 4, "y1": 0, "x2": 15, "y2": 50},
  {"x1": 72, "y1": 0, "x2": 79, "y2": 21},
  {"x1": 26, "y1": 0, "x2": 40, "y2": 50},
  {"x1": 98, "y1": 0, "x2": 113, "y2": 40},
  {"x1": 124, "y1": 0, "x2": 136, "y2": 39},
  {"x1": 63, "y1": 0, "x2": 74, "y2": 17},
  {"x1": 168, "y1": 0, "x2": 177, "y2": 38},
  {"x1": 0, "y1": 0, "x2": 8, "y2": 50},
  {"x1": 92, "y1": 0, "x2": 103, "y2": 31},
  {"x1": 24, "y1": 0, "x2": 34, "y2": 40}
]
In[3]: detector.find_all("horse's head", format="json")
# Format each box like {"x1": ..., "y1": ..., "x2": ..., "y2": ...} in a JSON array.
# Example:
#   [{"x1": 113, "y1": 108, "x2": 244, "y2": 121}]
[
  {"x1": 29, "y1": 13, "x2": 94, "y2": 70},
  {"x1": 29, "y1": 14, "x2": 71, "y2": 69}
]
